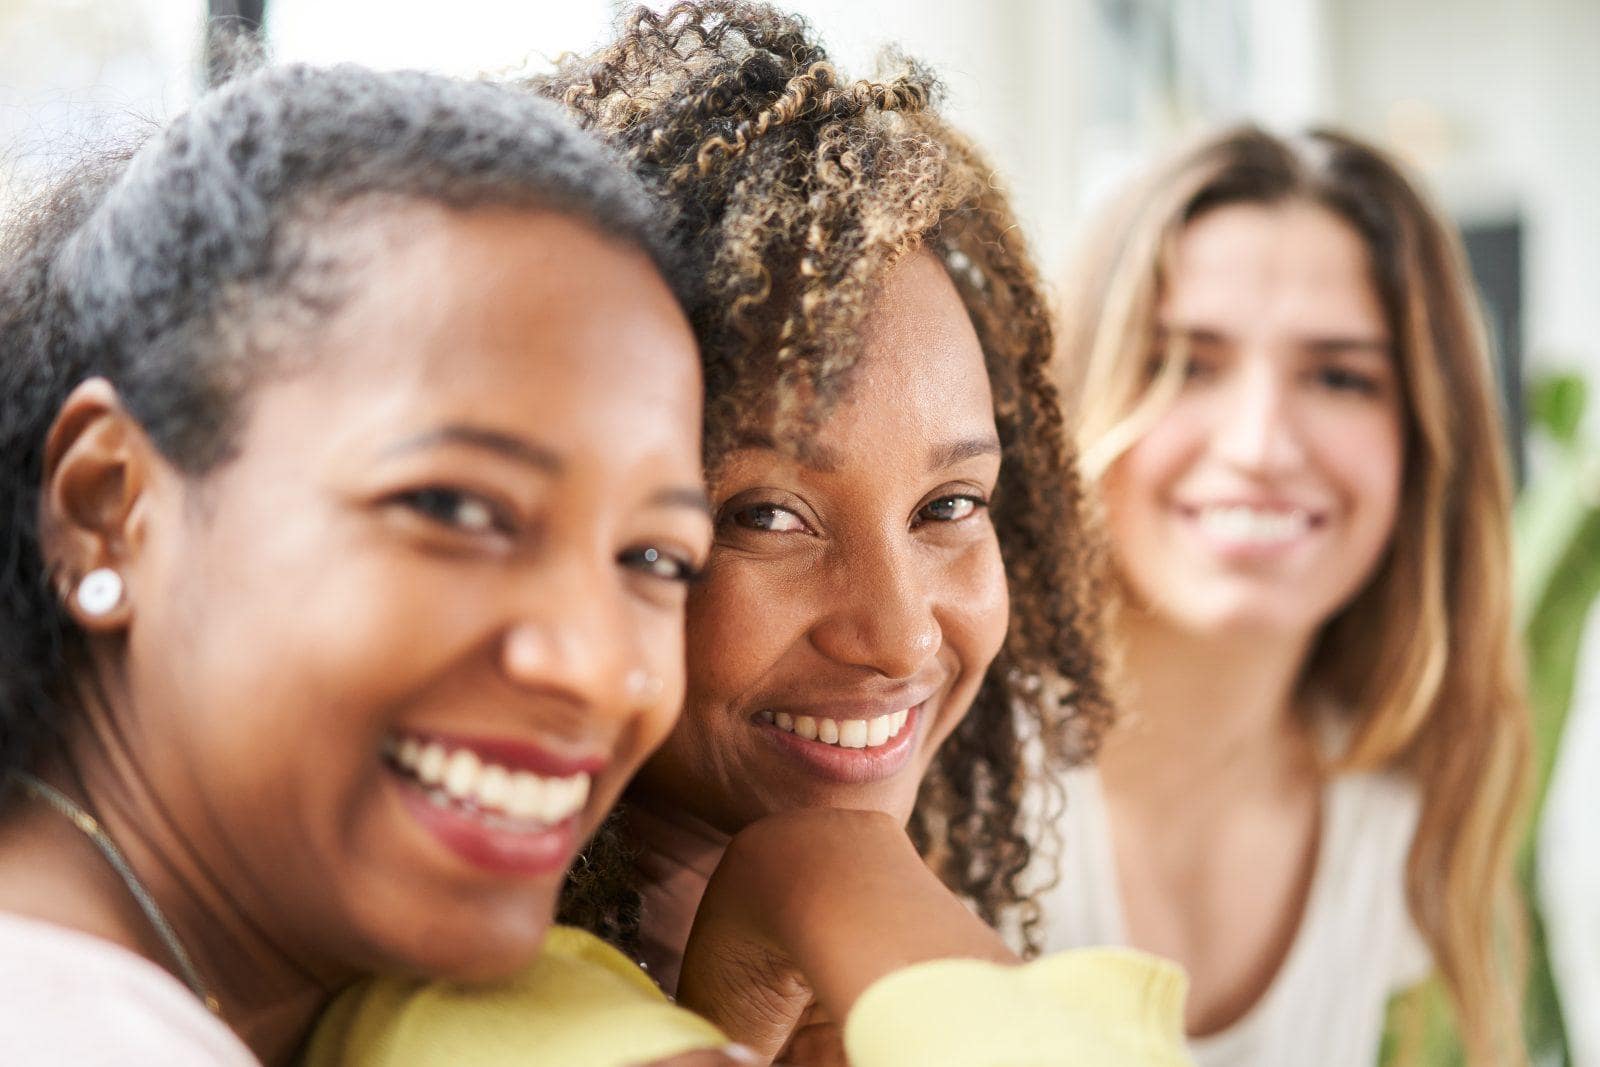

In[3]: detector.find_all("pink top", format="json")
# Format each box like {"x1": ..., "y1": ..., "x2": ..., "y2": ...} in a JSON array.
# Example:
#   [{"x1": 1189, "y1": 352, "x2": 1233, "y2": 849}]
[{"x1": 0, "y1": 910, "x2": 258, "y2": 1065}]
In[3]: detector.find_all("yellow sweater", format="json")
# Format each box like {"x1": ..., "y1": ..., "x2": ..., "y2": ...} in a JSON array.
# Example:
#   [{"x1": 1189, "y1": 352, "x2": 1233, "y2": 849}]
[{"x1": 306, "y1": 925, "x2": 1193, "y2": 1067}]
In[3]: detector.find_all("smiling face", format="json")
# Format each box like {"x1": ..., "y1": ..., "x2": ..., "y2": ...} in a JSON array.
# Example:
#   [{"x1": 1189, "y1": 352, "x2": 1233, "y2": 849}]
[
  {"x1": 111, "y1": 206, "x2": 708, "y2": 981},
  {"x1": 630, "y1": 251, "x2": 1009, "y2": 835},
  {"x1": 1100, "y1": 201, "x2": 1406, "y2": 639}
]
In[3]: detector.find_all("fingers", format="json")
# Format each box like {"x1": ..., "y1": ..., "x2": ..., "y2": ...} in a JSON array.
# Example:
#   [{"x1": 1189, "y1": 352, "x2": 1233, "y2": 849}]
[{"x1": 677, "y1": 923, "x2": 813, "y2": 1056}]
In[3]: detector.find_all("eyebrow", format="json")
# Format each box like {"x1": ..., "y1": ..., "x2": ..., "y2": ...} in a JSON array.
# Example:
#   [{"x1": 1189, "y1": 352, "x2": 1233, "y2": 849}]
[
  {"x1": 383, "y1": 425, "x2": 710, "y2": 516},
  {"x1": 927, "y1": 435, "x2": 1003, "y2": 471},
  {"x1": 382, "y1": 425, "x2": 564, "y2": 472},
  {"x1": 1301, "y1": 337, "x2": 1392, "y2": 358},
  {"x1": 729, "y1": 431, "x2": 1001, "y2": 474},
  {"x1": 1157, "y1": 324, "x2": 1390, "y2": 356}
]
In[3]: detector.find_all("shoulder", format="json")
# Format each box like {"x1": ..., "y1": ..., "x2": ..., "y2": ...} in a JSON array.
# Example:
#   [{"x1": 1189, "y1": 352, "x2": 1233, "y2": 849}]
[
  {"x1": 0, "y1": 911, "x2": 256, "y2": 1065},
  {"x1": 306, "y1": 924, "x2": 726, "y2": 1067},
  {"x1": 845, "y1": 947, "x2": 1193, "y2": 1067},
  {"x1": 1316, "y1": 762, "x2": 1433, "y2": 987},
  {"x1": 1313, "y1": 699, "x2": 1423, "y2": 842}
]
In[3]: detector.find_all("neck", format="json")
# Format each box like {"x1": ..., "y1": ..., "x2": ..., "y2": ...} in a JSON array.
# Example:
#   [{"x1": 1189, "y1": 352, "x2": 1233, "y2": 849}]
[
  {"x1": 1100, "y1": 609, "x2": 1319, "y2": 807},
  {"x1": 0, "y1": 716, "x2": 338, "y2": 1065},
  {"x1": 621, "y1": 798, "x2": 730, "y2": 998}
]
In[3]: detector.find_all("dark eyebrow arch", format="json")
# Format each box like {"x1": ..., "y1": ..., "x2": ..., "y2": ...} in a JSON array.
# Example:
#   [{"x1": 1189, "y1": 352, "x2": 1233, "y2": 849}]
[
  {"x1": 382, "y1": 425, "x2": 563, "y2": 474},
  {"x1": 928, "y1": 435, "x2": 1002, "y2": 472},
  {"x1": 729, "y1": 431, "x2": 1002, "y2": 475}
]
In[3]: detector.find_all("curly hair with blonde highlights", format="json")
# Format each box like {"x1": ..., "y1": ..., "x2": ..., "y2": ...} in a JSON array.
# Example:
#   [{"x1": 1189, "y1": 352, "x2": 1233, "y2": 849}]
[{"x1": 533, "y1": 1, "x2": 1112, "y2": 956}]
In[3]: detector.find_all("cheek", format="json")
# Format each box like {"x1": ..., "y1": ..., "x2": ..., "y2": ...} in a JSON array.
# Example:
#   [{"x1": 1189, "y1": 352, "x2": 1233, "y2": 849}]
[
  {"x1": 682, "y1": 556, "x2": 810, "y2": 719},
  {"x1": 1312, "y1": 408, "x2": 1406, "y2": 534},
  {"x1": 1100, "y1": 412, "x2": 1201, "y2": 534},
  {"x1": 926, "y1": 535, "x2": 1008, "y2": 749},
  {"x1": 139, "y1": 489, "x2": 503, "y2": 805},
  {"x1": 945, "y1": 536, "x2": 1009, "y2": 670},
  {"x1": 626, "y1": 609, "x2": 691, "y2": 765}
]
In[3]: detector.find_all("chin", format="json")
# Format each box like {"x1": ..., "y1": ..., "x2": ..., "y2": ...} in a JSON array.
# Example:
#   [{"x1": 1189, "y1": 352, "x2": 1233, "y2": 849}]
[
  {"x1": 1167, "y1": 600, "x2": 1321, "y2": 640},
  {"x1": 398, "y1": 924, "x2": 552, "y2": 984},
  {"x1": 350, "y1": 890, "x2": 559, "y2": 984}
]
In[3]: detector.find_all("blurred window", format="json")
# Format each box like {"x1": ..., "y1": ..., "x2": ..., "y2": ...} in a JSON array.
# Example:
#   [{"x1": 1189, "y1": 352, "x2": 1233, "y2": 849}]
[{"x1": 0, "y1": 0, "x2": 202, "y2": 203}]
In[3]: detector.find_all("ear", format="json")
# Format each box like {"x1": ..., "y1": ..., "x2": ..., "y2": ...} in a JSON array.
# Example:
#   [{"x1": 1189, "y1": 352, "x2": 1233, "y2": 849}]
[{"x1": 40, "y1": 378, "x2": 160, "y2": 632}]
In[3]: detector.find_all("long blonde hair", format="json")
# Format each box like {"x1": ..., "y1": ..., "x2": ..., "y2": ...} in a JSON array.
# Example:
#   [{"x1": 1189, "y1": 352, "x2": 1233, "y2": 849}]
[{"x1": 1056, "y1": 126, "x2": 1530, "y2": 1065}]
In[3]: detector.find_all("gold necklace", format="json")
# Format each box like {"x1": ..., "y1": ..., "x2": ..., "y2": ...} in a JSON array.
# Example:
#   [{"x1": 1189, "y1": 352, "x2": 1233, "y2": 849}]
[{"x1": 14, "y1": 773, "x2": 222, "y2": 1016}]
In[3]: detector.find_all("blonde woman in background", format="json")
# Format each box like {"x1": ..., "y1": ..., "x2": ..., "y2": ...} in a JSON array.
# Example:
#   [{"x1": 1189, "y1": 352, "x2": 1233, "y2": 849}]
[{"x1": 1042, "y1": 126, "x2": 1530, "y2": 1065}]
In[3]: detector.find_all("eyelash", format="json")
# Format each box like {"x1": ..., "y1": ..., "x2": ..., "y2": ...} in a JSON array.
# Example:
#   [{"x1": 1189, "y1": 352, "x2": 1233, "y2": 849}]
[
  {"x1": 727, "y1": 503, "x2": 809, "y2": 534},
  {"x1": 1315, "y1": 366, "x2": 1383, "y2": 395},
  {"x1": 394, "y1": 487, "x2": 512, "y2": 535},
  {"x1": 618, "y1": 545, "x2": 704, "y2": 584},
  {"x1": 915, "y1": 494, "x2": 988, "y2": 525},
  {"x1": 725, "y1": 495, "x2": 989, "y2": 533},
  {"x1": 396, "y1": 489, "x2": 703, "y2": 583}
]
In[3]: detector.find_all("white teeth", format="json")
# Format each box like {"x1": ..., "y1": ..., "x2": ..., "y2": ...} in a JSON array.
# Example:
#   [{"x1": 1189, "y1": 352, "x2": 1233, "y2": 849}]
[
  {"x1": 475, "y1": 764, "x2": 510, "y2": 809},
  {"x1": 387, "y1": 734, "x2": 591, "y2": 827},
  {"x1": 764, "y1": 708, "x2": 915, "y2": 750},
  {"x1": 416, "y1": 743, "x2": 448, "y2": 785},
  {"x1": 1197, "y1": 505, "x2": 1310, "y2": 544},
  {"x1": 507, "y1": 773, "x2": 546, "y2": 821},
  {"x1": 443, "y1": 749, "x2": 481, "y2": 799},
  {"x1": 507, "y1": 773, "x2": 545, "y2": 821}
]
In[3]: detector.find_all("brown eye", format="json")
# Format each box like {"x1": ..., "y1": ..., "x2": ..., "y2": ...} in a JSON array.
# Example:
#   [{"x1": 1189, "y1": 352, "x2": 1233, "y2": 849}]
[
  {"x1": 619, "y1": 545, "x2": 701, "y2": 583},
  {"x1": 917, "y1": 495, "x2": 986, "y2": 525},
  {"x1": 730, "y1": 503, "x2": 808, "y2": 534},
  {"x1": 396, "y1": 488, "x2": 507, "y2": 534},
  {"x1": 1314, "y1": 366, "x2": 1382, "y2": 396}
]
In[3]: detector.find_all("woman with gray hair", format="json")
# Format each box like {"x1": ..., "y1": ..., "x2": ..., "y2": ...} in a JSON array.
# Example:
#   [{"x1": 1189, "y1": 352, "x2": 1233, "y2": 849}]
[{"x1": 0, "y1": 62, "x2": 718, "y2": 1064}]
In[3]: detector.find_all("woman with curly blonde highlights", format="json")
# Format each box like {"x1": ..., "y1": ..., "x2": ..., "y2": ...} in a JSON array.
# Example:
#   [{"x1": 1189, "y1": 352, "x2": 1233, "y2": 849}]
[
  {"x1": 1045, "y1": 126, "x2": 1530, "y2": 1066},
  {"x1": 519, "y1": 1, "x2": 1188, "y2": 1058},
  {"x1": 541, "y1": 0, "x2": 1108, "y2": 954}
]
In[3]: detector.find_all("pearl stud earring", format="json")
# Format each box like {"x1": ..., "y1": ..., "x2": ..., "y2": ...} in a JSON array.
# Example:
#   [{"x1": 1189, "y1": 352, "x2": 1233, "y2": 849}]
[{"x1": 75, "y1": 568, "x2": 124, "y2": 617}]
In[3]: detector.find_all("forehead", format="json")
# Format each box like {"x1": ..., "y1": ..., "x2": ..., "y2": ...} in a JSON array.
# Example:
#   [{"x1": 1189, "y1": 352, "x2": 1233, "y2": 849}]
[
  {"x1": 822, "y1": 251, "x2": 994, "y2": 450},
  {"x1": 255, "y1": 204, "x2": 702, "y2": 475},
  {"x1": 1162, "y1": 201, "x2": 1387, "y2": 339}
]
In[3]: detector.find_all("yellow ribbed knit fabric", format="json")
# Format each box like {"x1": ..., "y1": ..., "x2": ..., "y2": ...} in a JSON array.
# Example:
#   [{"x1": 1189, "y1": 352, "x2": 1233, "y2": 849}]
[
  {"x1": 844, "y1": 947, "x2": 1193, "y2": 1066},
  {"x1": 307, "y1": 926, "x2": 1194, "y2": 1067},
  {"x1": 304, "y1": 926, "x2": 724, "y2": 1067}
]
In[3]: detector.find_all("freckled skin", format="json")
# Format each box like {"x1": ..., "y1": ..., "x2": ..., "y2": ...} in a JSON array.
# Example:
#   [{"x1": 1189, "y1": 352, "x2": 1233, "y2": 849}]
[{"x1": 632, "y1": 251, "x2": 1011, "y2": 835}]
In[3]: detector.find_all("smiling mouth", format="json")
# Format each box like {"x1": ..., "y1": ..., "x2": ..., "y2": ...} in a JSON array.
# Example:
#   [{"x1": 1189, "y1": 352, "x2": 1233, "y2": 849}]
[
  {"x1": 755, "y1": 707, "x2": 912, "y2": 749},
  {"x1": 385, "y1": 732, "x2": 591, "y2": 831},
  {"x1": 1183, "y1": 503, "x2": 1322, "y2": 546}
]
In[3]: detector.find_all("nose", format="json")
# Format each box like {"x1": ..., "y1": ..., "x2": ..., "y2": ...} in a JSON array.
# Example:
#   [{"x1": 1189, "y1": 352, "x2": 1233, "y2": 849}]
[
  {"x1": 499, "y1": 553, "x2": 636, "y2": 722},
  {"x1": 808, "y1": 537, "x2": 941, "y2": 680},
  {"x1": 1212, "y1": 355, "x2": 1308, "y2": 475}
]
